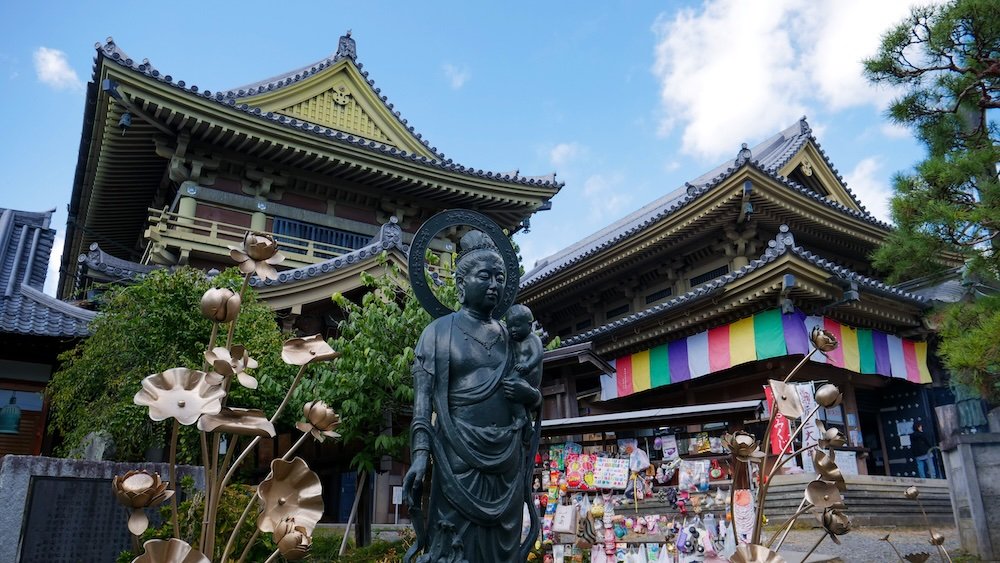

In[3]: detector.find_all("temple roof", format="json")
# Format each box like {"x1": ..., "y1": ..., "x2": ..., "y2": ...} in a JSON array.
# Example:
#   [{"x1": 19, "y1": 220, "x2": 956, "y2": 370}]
[
  {"x1": 0, "y1": 208, "x2": 95, "y2": 338},
  {"x1": 95, "y1": 35, "x2": 562, "y2": 190},
  {"x1": 562, "y1": 225, "x2": 926, "y2": 347},
  {"x1": 520, "y1": 117, "x2": 888, "y2": 289}
]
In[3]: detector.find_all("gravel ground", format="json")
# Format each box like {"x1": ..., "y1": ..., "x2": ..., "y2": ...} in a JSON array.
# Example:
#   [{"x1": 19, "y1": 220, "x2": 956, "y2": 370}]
[{"x1": 776, "y1": 526, "x2": 965, "y2": 562}]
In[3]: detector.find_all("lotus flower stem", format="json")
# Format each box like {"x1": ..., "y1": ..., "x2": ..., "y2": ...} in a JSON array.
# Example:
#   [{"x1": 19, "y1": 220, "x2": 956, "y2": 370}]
[
  {"x1": 236, "y1": 527, "x2": 262, "y2": 563},
  {"x1": 281, "y1": 431, "x2": 312, "y2": 461},
  {"x1": 220, "y1": 496, "x2": 255, "y2": 563},
  {"x1": 915, "y1": 498, "x2": 952, "y2": 563},
  {"x1": 752, "y1": 405, "x2": 778, "y2": 544},
  {"x1": 262, "y1": 546, "x2": 281, "y2": 563},
  {"x1": 782, "y1": 348, "x2": 818, "y2": 384},
  {"x1": 225, "y1": 272, "x2": 252, "y2": 351},
  {"x1": 766, "y1": 500, "x2": 814, "y2": 548},
  {"x1": 168, "y1": 419, "x2": 180, "y2": 538},
  {"x1": 219, "y1": 363, "x2": 309, "y2": 492},
  {"x1": 882, "y1": 536, "x2": 906, "y2": 562},
  {"x1": 203, "y1": 322, "x2": 219, "y2": 372},
  {"x1": 199, "y1": 431, "x2": 211, "y2": 553},
  {"x1": 800, "y1": 531, "x2": 828, "y2": 562}
]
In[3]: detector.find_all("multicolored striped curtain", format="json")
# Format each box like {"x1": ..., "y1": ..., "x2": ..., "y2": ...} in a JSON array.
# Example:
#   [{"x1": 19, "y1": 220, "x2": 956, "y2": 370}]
[{"x1": 599, "y1": 309, "x2": 932, "y2": 401}]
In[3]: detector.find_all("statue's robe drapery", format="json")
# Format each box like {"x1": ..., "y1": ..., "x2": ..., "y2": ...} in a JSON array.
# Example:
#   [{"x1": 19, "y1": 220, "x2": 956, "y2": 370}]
[{"x1": 410, "y1": 314, "x2": 530, "y2": 562}]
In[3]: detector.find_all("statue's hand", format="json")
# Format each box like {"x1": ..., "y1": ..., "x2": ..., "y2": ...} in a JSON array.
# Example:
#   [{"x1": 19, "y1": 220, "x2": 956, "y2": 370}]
[
  {"x1": 503, "y1": 376, "x2": 537, "y2": 405},
  {"x1": 403, "y1": 451, "x2": 429, "y2": 508}
]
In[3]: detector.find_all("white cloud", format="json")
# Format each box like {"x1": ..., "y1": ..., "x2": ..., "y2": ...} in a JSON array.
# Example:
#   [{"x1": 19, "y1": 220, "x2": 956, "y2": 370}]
[
  {"x1": 33, "y1": 47, "x2": 82, "y2": 91},
  {"x1": 44, "y1": 234, "x2": 64, "y2": 296},
  {"x1": 651, "y1": 0, "x2": 934, "y2": 161},
  {"x1": 549, "y1": 142, "x2": 583, "y2": 168},
  {"x1": 844, "y1": 156, "x2": 894, "y2": 223},
  {"x1": 442, "y1": 63, "x2": 470, "y2": 89},
  {"x1": 582, "y1": 173, "x2": 630, "y2": 222},
  {"x1": 880, "y1": 122, "x2": 912, "y2": 139}
]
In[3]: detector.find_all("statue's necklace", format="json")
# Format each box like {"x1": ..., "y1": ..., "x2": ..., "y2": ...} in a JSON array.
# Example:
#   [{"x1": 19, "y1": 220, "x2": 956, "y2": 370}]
[{"x1": 457, "y1": 320, "x2": 501, "y2": 355}]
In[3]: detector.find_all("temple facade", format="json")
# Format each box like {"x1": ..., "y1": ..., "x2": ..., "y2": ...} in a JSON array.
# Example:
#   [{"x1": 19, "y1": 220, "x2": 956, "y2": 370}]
[
  {"x1": 61, "y1": 33, "x2": 561, "y2": 330},
  {"x1": 524, "y1": 118, "x2": 961, "y2": 479}
]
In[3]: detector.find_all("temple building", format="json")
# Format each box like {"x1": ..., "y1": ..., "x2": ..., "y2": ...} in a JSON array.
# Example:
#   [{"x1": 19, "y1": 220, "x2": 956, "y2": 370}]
[
  {"x1": 525, "y1": 118, "x2": 960, "y2": 479},
  {"x1": 56, "y1": 33, "x2": 560, "y2": 527},
  {"x1": 61, "y1": 33, "x2": 560, "y2": 331},
  {"x1": 0, "y1": 208, "x2": 95, "y2": 458}
]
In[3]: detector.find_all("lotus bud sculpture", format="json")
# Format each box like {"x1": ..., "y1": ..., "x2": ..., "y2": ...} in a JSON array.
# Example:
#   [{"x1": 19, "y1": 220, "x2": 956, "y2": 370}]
[
  {"x1": 229, "y1": 231, "x2": 285, "y2": 280},
  {"x1": 113, "y1": 470, "x2": 175, "y2": 535},
  {"x1": 200, "y1": 288, "x2": 241, "y2": 323},
  {"x1": 295, "y1": 400, "x2": 341, "y2": 442}
]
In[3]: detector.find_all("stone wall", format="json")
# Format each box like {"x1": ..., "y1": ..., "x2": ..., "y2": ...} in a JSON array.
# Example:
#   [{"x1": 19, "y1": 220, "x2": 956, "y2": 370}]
[
  {"x1": 0, "y1": 455, "x2": 204, "y2": 563},
  {"x1": 942, "y1": 433, "x2": 1000, "y2": 560}
]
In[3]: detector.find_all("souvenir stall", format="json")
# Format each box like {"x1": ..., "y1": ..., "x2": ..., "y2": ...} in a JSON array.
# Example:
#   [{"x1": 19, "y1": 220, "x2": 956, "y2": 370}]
[{"x1": 530, "y1": 401, "x2": 764, "y2": 562}]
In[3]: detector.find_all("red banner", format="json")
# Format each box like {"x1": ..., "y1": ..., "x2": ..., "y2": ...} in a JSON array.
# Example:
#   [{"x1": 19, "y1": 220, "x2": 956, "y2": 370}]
[{"x1": 764, "y1": 386, "x2": 792, "y2": 455}]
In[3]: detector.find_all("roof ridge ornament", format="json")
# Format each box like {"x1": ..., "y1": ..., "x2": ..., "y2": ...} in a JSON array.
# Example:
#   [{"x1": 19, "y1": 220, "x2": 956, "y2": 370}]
[
  {"x1": 735, "y1": 143, "x2": 752, "y2": 166},
  {"x1": 799, "y1": 115, "x2": 812, "y2": 135},
  {"x1": 336, "y1": 30, "x2": 357, "y2": 61}
]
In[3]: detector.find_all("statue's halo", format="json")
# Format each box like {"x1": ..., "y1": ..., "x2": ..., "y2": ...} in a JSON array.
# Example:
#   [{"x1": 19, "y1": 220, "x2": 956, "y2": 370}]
[{"x1": 407, "y1": 210, "x2": 520, "y2": 320}]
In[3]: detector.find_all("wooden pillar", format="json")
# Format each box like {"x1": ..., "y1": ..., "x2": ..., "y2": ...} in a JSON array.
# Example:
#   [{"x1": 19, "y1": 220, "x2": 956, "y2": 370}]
[
  {"x1": 177, "y1": 196, "x2": 196, "y2": 232},
  {"x1": 251, "y1": 211, "x2": 267, "y2": 232}
]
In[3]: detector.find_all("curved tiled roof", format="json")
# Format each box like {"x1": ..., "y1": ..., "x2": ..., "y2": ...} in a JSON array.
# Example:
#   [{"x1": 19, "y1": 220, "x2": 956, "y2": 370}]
[
  {"x1": 250, "y1": 218, "x2": 407, "y2": 288},
  {"x1": 80, "y1": 242, "x2": 161, "y2": 282},
  {"x1": 520, "y1": 118, "x2": 889, "y2": 289},
  {"x1": 1, "y1": 284, "x2": 96, "y2": 338},
  {"x1": 95, "y1": 37, "x2": 562, "y2": 191},
  {"x1": 0, "y1": 208, "x2": 96, "y2": 338},
  {"x1": 562, "y1": 225, "x2": 925, "y2": 346}
]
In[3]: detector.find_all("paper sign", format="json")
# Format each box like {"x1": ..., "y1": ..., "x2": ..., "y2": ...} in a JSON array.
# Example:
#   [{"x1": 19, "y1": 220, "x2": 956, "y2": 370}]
[
  {"x1": 392, "y1": 486, "x2": 403, "y2": 505},
  {"x1": 592, "y1": 456, "x2": 629, "y2": 489},
  {"x1": 797, "y1": 382, "x2": 818, "y2": 473},
  {"x1": 661, "y1": 435, "x2": 679, "y2": 461},
  {"x1": 764, "y1": 386, "x2": 792, "y2": 455}
]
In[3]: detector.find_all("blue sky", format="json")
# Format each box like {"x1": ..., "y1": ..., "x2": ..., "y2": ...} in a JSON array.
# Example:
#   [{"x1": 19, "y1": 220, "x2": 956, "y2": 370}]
[{"x1": 0, "y1": 1, "x2": 933, "y2": 295}]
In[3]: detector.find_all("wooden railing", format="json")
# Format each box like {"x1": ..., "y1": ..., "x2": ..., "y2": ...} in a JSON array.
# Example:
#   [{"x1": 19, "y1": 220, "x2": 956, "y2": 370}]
[{"x1": 145, "y1": 208, "x2": 358, "y2": 266}]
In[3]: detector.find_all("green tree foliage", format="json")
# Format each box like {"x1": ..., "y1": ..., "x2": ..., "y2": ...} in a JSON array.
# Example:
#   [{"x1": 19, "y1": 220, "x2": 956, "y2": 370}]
[
  {"x1": 865, "y1": 0, "x2": 999, "y2": 282},
  {"x1": 294, "y1": 257, "x2": 457, "y2": 474},
  {"x1": 865, "y1": 0, "x2": 1000, "y2": 401},
  {"x1": 48, "y1": 268, "x2": 295, "y2": 462}
]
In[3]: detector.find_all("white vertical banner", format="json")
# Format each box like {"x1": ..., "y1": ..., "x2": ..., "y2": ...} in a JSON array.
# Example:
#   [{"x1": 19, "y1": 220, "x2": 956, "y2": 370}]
[{"x1": 797, "y1": 382, "x2": 819, "y2": 474}]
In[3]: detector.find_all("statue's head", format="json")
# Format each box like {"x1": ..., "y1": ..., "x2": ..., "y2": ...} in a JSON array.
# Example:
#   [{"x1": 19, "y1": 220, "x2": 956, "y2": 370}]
[
  {"x1": 455, "y1": 230, "x2": 505, "y2": 314},
  {"x1": 506, "y1": 304, "x2": 533, "y2": 340}
]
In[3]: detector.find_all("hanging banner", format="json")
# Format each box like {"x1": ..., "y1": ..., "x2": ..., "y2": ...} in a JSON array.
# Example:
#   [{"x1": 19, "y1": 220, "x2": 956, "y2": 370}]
[
  {"x1": 661, "y1": 435, "x2": 680, "y2": 461},
  {"x1": 797, "y1": 382, "x2": 819, "y2": 473},
  {"x1": 600, "y1": 308, "x2": 932, "y2": 401},
  {"x1": 764, "y1": 385, "x2": 792, "y2": 455}
]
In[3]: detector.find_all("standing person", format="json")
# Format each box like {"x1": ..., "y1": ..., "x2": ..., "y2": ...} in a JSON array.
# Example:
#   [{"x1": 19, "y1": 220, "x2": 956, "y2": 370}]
[{"x1": 911, "y1": 422, "x2": 937, "y2": 479}]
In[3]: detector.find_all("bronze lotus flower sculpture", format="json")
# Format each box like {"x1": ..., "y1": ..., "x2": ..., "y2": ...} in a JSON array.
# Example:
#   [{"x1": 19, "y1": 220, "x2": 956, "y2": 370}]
[
  {"x1": 296, "y1": 400, "x2": 341, "y2": 442},
  {"x1": 274, "y1": 517, "x2": 313, "y2": 561},
  {"x1": 729, "y1": 543, "x2": 786, "y2": 563},
  {"x1": 197, "y1": 407, "x2": 275, "y2": 438},
  {"x1": 813, "y1": 449, "x2": 846, "y2": 491},
  {"x1": 722, "y1": 431, "x2": 766, "y2": 463},
  {"x1": 204, "y1": 345, "x2": 259, "y2": 389},
  {"x1": 131, "y1": 538, "x2": 209, "y2": 563},
  {"x1": 810, "y1": 326, "x2": 839, "y2": 354},
  {"x1": 200, "y1": 287, "x2": 241, "y2": 323},
  {"x1": 804, "y1": 479, "x2": 843, "y2": 509},
  {"x1": 815, "y1": 420, "x2": 847, "y2": 450},
  {"x1": 257, "y1": 457, "x2": 324, "y2": 533},
  {"x1": 229, "y1": 232, "x2": 285, "y2": 281},
  {"x1": 113, "y1": 470, "x2": 175, "y2": 535},
  {"x1": 133, "y1": 368, "x2": 225, "y2": 425},
  {"x1": 904, "y1": 553, "x2": 931, "y2": 563},
  {"x1": 281, "y1": 334, "x2": 339, "y2": 365},
  {"x1": 768, "y1": 379, "x2": 804, "y2": 418},
  {"x1": 814, "y1": 383, "x2": 843, "y2": 408},
  {"x1": 818, "y1": 508, "x2": 852, "y2": 543}
]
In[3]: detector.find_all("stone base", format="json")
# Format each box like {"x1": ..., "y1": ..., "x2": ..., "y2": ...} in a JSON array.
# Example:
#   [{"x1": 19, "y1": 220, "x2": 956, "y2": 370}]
[{"x1": 941, "y1": 432, "x2": 1000, "y2": 561}]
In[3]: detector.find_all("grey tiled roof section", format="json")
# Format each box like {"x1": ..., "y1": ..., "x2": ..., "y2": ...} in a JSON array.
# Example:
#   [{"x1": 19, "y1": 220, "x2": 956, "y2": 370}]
[
  {"x1": 251, "y1": 218, "x2": 408, "y2": 288},
  {"x1": 1, "y1": 285, "x2": 96, "y2": 338},
  {"x1": 521, "y1": 118, "x2": 888, "y2": 288},
  {"x1": 95, "y1": 38, "x2": 563, "y2": 191},
  {"x1": 0, "y1": 208, "x2": 96, "y2": 337},
  {"x1": 80, "y1": 242, "x2": 161, "y2": 282},
  {"x1": 562, "y1": 226, "x2": 925, "y2": 346}
]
